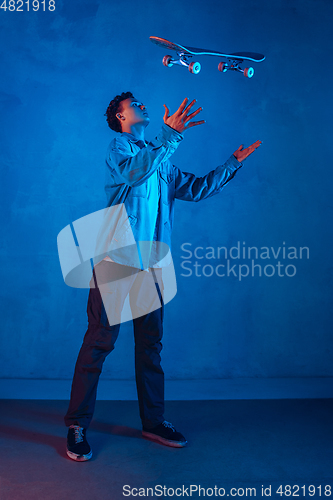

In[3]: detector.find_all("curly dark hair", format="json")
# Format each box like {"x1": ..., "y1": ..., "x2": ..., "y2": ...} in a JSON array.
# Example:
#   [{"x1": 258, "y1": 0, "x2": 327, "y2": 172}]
[{"x1": 105, "y1": 91, "x2": 134, "y2": 132}]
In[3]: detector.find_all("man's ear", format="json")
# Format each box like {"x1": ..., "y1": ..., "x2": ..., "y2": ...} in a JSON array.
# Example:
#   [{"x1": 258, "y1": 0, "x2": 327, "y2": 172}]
[{"x1": 116, "y1": 113, "x2": 124, "y2": 121}]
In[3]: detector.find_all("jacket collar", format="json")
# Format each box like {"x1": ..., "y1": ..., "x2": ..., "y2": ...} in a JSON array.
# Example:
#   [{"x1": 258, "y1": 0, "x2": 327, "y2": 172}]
[{"x1": 121, "y1": 132, "x2": 147, "y2": 146}]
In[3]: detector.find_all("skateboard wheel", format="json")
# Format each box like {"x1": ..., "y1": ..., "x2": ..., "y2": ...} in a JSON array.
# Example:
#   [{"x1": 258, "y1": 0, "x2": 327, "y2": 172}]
[
  {"x1": 162, "y1": 55, "x2": 173, "y2": 67},
  {"x1": 218, "y1": 61, "x2": 227, "y2": 73},
  {"x1": 244, "y1": 67, "x2": 254, "y2": 78},
  {"x1": 188, "y1": 62, "x2": 201, "y2": 75},
  {"x1": 189, "y1": 61, "x2": 201, "y2": 74}
]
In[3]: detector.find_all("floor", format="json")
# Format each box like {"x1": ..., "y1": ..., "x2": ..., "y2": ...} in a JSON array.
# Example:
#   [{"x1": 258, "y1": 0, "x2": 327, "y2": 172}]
[{"x1": 0, "y1": 398, "x2": 332, "y2": 499}]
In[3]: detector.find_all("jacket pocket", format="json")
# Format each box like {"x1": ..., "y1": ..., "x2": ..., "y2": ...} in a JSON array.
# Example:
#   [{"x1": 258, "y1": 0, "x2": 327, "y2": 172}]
[{"x1": 128, "y1": 214, "x2": 137, "y2": 226}]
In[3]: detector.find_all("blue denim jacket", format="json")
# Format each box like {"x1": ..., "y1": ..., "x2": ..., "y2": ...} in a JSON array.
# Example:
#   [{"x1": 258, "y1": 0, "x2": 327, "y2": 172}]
[{"x1": 104, "y1": 124, "x2": 242, "y2": 267}]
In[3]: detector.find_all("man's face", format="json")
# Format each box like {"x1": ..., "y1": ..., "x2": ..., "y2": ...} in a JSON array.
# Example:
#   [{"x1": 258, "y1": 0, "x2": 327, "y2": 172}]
[{"x1": 117, "y1": 97, "x2": 150, "y2": 130}]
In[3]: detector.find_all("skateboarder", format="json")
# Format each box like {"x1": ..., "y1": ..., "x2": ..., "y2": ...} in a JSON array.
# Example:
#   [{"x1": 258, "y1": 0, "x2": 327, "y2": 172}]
[{"x1": 64, "y1": 91, "x2": 261, "y2": 461}]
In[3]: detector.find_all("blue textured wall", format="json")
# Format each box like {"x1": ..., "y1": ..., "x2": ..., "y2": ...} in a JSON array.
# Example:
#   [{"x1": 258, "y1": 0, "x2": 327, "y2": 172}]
[{"x1": 1, "y1": 0, "x2": 332, "y2": 380}]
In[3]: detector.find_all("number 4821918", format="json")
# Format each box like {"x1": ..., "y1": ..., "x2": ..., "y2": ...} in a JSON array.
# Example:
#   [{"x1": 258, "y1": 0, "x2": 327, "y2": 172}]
[{"x1": 0, "y1": 0, "x2": 55, "y2": 11}]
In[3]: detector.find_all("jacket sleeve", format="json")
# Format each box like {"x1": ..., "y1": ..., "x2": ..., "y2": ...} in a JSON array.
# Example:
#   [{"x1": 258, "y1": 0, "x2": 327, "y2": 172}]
[
  {"x1": 173, "y1": 154, "x2": 242, "y2": 202},
  {"x1": 106, "y1": 124, "x2": 183, "y2": 187}
]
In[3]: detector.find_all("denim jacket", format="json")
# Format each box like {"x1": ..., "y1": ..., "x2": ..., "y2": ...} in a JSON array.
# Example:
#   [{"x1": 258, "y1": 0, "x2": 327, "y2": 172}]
[{"x1": 104, "y1": 124, "x2": 242, "y2": 267}]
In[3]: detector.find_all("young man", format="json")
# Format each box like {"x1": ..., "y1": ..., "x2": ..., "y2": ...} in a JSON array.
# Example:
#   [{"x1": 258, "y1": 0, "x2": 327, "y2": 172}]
[{"x1": 64, "y1": 91, "x2": 261, "y2": 461}]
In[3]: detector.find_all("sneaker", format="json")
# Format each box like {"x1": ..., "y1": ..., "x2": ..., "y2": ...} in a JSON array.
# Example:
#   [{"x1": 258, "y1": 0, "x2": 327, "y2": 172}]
[
  {"x1": 142, "y1": 420, "x2": 187, "y2": 448},
  {"x1": 66, "y1": 425, "x2": 93, "y2": 461}
]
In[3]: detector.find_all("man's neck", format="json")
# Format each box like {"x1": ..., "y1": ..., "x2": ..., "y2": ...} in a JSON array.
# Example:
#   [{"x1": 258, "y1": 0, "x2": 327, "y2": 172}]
[{"x1": 121, "y1": 123, "x2": 146, "y2": 141}]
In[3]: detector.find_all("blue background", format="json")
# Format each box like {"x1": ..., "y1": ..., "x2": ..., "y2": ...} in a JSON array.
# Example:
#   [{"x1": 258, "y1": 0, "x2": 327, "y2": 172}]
[{"x1": 0, "y1": 0, "x2": 332, "y2": 381}]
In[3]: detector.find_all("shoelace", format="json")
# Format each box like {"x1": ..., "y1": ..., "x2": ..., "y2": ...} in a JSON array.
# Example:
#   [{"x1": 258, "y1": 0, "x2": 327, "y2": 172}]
[
  {"x1": 162, "y1": 421, "x2": 175, "y2": 432},
  {"x1": 71, "y1": 425, "x2": 84, "y2": 443}
]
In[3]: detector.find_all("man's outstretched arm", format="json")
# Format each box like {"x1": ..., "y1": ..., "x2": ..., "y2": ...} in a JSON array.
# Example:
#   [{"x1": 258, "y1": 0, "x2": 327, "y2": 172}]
[
  {"x1": 173, "y1": 139, "x2": 262, "y2": 203},
  {"x1": 173, "y1": 156, "x2": 241, "y2": 203}
]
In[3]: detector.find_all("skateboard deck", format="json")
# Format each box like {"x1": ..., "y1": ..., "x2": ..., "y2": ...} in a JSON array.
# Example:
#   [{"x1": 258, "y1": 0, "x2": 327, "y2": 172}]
[{"x1": 150, "y1": 36, "x2": 265, "y2": 78}]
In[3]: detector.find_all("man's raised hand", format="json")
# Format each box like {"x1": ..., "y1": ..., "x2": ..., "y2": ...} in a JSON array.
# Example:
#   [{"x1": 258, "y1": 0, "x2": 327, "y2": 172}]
[
  {"x1": 163, "y1": 98, "x2": 205, "y2": 134},
  {"x1": 233, "y1": 140, "x2": 262, "y2": 163}
]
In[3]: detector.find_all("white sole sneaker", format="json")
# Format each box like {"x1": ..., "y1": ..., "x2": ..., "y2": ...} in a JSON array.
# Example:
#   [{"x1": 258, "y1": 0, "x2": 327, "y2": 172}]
[
  {"x1": 66, "y1": 448, "x2": 93, "y2": 461},
  {"x1": 142, "y1": 430, "x2": 187, "y2": 448}
]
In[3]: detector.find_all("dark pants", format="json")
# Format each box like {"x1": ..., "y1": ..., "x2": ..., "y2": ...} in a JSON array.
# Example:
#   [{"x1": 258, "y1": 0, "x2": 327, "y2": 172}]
[{"x1": 64, "y1": 261, "x2": 165, "y2": 430}]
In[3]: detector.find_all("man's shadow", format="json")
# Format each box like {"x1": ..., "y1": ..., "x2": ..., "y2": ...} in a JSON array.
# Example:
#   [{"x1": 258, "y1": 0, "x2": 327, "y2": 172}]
[{"x1": 0, "y1": 401, "x2": 142, "y2": 460}]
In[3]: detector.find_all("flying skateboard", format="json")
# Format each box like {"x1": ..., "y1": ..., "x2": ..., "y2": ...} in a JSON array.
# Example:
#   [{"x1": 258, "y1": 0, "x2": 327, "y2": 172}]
[{"x1": 150, "y1": 36, "x2": 265, "y2": 78}]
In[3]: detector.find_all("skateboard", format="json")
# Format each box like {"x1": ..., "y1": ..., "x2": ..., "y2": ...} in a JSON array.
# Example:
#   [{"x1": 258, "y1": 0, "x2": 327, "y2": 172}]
[{"x1": 150, "y1": 36, "x2": 265, "y2": 78}]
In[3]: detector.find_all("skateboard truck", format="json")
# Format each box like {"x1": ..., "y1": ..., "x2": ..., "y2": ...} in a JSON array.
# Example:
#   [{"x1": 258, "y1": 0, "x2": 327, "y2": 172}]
[
  {"x1": 218, "y1": 60, "x2": 254, "y2": 78},
  {"x1": 162, "y1": 53, "x2": 201, "y2": 74}
]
